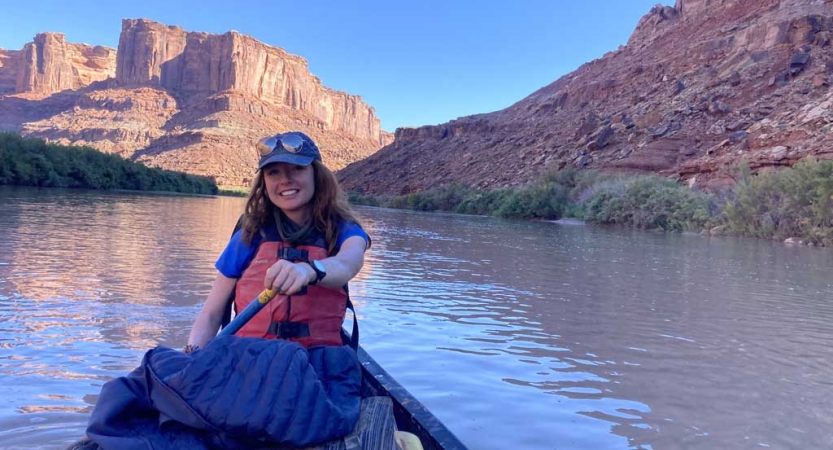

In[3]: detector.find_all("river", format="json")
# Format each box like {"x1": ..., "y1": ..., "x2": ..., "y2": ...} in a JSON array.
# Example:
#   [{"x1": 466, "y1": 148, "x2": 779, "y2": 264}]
[{"x1": 1, "y1": 186, "x2": 832, "y2": 449}]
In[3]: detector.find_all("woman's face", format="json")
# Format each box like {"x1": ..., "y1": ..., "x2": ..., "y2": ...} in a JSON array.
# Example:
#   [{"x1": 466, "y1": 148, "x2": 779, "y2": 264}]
[{"x1": 263, "y1": 162, "x2": 315, "y2": 223}]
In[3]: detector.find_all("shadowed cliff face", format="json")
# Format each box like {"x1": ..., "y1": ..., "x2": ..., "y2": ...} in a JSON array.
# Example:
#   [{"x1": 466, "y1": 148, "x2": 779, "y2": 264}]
[
  {"x1": 338, "y1": 0, "x2": 833, "y2": 195},
  {"x1": 114, "y1": 19, "x2": 385, "y2": 144},
  {"x1": 8, "y1": 33, "x2": 116, "y2": 95},
  {"x1": 0, "y1": 49, "x2": 21, "y2": 94},
  {"x1": 0, "y1": 20, "x2": 393, "y2": 186}
]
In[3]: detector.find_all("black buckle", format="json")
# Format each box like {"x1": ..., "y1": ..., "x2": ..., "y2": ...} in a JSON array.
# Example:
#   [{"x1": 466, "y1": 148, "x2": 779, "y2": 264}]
[
  {"x1": 277, "y1": 247, "x2": 309, "y2": 261},
  {"x1": 268, "y1": 321, "x2": 311, "y2": 339}
]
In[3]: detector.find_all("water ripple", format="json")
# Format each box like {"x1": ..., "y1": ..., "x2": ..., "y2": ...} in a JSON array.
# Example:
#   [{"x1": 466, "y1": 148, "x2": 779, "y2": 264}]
[{"x1": 2, "y1": 189, "x2": 833, "y2": 450}]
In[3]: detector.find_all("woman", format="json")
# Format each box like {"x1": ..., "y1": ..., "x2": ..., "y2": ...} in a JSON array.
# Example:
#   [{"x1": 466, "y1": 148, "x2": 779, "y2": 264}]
[
  {"x1": 76, "y1": 135, "x2": 369, "y2": 450},
  {"x1": 185, "y1": 131, "x2": 370, "y2": 352}
]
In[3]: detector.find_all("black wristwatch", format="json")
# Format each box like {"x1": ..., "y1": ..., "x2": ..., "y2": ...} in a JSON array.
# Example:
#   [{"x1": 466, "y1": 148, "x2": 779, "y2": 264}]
[{"x1": 305, "y1": 260, "x2": 327, "y2": 285}]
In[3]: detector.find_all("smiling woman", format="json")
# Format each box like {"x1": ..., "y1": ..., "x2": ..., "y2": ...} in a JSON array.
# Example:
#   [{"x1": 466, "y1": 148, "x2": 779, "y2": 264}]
[
  {"x1": 68, "y1": 132, "x2": 377, "y2": 449},
  {"x1": 263, "y1": 163, "x2": 316, "y2": 223},
  {"x1": 187, "y1": 130, "x2": 371, "y2": 351}
]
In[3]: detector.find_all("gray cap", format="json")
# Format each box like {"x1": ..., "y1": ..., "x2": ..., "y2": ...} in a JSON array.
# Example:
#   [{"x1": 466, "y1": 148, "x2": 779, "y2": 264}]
[{"x1": 256, "y1": 131, "x2": 322, "y2": 169}]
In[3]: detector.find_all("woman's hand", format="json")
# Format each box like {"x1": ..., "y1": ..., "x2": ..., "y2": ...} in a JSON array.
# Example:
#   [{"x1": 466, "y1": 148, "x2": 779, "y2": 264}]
[{"x1": 264, "y1": 260, "x2": 315, "y2": 295}]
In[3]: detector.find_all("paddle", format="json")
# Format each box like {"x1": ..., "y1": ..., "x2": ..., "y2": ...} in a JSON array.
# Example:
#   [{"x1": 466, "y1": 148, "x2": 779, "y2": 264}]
[
  {"x1": 217, "y1": 289, "x2": 279, "y2": 337},
  {"x1": 213, "y1": 282, "x2": 359, "y2": 349}
]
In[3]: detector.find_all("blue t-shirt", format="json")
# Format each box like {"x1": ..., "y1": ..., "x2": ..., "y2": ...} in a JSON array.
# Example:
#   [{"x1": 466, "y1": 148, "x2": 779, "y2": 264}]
[{"x1": 215, "y1": 220, "x2": 369, "y2": 279}]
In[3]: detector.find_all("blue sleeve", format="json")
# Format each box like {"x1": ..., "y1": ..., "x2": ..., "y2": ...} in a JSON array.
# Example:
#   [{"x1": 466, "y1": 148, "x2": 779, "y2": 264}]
[
  {"x1": 215, "y1": 230, "x2": 259, "y2": 278},
  {"x1": 337, "y1": 221, "x2": 370, "y2": 252}
]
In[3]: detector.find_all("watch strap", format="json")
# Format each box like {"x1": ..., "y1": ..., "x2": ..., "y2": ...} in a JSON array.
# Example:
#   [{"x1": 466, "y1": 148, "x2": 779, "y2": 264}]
[{"x1": 305, "y1": 260, "x2": 325, "y2": 285}]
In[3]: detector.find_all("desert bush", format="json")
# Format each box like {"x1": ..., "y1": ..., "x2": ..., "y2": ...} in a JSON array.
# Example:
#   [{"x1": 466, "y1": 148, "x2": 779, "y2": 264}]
[
  {"x1": 0, "y1": 133, "x2": 217, "y2": 194},
  {"x1": 722, "y1": 158, "x2": 833, "y2": 243},
  {"x1": 576, "y1": 175, "x2": 713, "y2": 231},
  {"x1": 343, "y1": 157, "x2": 833, "y2": 245}
]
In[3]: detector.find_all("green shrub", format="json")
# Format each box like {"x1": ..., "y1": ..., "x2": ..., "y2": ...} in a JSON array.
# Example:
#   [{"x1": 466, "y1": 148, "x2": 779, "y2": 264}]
[
  {"x1": 722, "y1": 158, "x2": 833, "y2": 243},
  {"x1": 495, "y1": 181, "x2": 570, "y2": 219},
  {"x1": 347, "y1": 158, "x2": 833, "y2": 246},
  {"x1": 581, "y1": 176, "x2": 712, "y2": 231},
  {"x1": 453, "y1": 189, "x2": 514, "y2": 215},
  {"x1": 347, "y1": 192, "x2": 379, "y2": 206},
  {"x1": 0, "y1": 133, "x2": 218, "y2": 194}
]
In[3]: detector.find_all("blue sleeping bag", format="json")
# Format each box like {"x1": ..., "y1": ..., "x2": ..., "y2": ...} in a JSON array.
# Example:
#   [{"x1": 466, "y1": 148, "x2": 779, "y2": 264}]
[{"x1": 86, "y1": 335, "x2": 362, "y2": 449}]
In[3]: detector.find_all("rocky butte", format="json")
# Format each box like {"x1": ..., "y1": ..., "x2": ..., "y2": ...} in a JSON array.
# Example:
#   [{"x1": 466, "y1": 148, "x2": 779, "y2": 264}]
[
  {"x1": 0, "y1": 19, "x2": 393, "y2": 186},
  {"x1": 339, "y1": 0, "x2": 833, "y2": 195}
]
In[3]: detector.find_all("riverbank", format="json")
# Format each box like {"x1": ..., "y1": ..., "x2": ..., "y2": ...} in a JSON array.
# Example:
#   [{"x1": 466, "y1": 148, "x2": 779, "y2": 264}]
[
  {"x1": 349, "y1": 159, "x2": 833, "y2": 247},
  {"x1": 0, "y1": 133, "x2": 218, "y2": 195},
  {"x1": 217, "y1": 186, "x2": 249, "y2": 197}
]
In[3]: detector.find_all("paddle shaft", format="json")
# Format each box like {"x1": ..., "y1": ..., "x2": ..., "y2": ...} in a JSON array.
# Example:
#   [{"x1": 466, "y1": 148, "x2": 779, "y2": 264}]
[{"x1": 217, "y1": 289, "x2": 279, "y2": 337}]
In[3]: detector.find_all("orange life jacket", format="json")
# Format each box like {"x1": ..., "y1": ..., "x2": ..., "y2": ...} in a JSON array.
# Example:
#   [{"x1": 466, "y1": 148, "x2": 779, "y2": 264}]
[{"x1": 233, "y1": 241, "x2": 349, "y2": 347}]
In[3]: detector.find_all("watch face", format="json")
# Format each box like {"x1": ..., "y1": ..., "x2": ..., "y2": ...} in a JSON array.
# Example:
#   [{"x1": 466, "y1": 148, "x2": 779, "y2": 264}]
[{"x1": 312, "y1": 260, "x2": 326, "y2": 274}]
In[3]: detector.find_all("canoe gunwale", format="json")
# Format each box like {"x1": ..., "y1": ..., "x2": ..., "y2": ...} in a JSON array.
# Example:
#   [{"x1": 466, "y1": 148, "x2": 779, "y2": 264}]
[{"x1": 357, "y1": 346, "x2": 468, "y2": 450}]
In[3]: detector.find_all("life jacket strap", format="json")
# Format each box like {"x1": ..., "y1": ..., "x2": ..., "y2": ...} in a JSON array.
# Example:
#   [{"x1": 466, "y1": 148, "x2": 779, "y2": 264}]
[
  {"x1": 268, "y1": 321, "x2": 311, "y2": 339},
  {"x1": 277, "y1": 247, "x2": 310, "y2": 261}
]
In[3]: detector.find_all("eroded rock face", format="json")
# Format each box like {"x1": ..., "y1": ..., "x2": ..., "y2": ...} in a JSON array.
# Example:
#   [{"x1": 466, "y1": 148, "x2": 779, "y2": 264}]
[
  {"x1": 115, "y1": 20, "x2": 188, "y2": 88},
  {"x1": 677, "y1": 0, "x2": 732, "y2": 16},
  {"x1": 339, "y1": 0, "x2": 833, "y2": 195},
  {"x1": 115, "y1": 19, "x2": 384, "y2": 144},
  {"x1": 15, "y1": 33, "x2": 116, "y2": 95},
  {"x1": 0, "y1": 20, "x2": 392, "y2": 186},
  {"x1": 0, "y1": 50, "x2": 21, "y2": 94}
]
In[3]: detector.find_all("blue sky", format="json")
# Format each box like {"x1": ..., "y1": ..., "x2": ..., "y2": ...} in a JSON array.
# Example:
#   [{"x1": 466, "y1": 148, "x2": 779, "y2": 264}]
[{"x1": 0, "y1": 1, "x2": 672, "y2": 132}]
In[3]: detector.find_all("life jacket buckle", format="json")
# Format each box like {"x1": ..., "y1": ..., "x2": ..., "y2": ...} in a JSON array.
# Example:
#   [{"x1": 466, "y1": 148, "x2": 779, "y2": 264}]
[
  {"x1": 269, "y1": 321, "x2": 311, "y2": 339},
  {"x1": 277, "y1": 247, "x2": 310, "y2": 261}
]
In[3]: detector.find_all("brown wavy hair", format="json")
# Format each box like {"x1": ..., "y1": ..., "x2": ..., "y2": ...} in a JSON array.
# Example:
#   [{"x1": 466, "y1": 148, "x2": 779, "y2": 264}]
[{"x1": 240, "y1": 160, "x2": 363, "y2": 255}]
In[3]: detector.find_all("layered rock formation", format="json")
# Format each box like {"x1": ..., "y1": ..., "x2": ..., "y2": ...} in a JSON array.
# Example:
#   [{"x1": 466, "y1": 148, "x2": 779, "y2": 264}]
[
  {"x1": 0, "y1": 20, "x2": 392, "y2": 186},
  {"x1": 0, "y1": 49, "x2": 21, "y2": 94},
  {"x1": 115, "y1": 20, "x2": 384, "y2": 144},
  {"x1": 339, "y1": 0, "x2": 833, "y2": 195},
  {"x1": 12, "y1": 33, "x2": 116, "y2": 95}
]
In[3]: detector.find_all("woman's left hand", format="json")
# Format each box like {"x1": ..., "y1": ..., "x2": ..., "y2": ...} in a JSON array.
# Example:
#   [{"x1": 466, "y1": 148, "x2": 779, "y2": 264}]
[{"x1": 264, "y1": 260, "x2": 314, "y2": 295}]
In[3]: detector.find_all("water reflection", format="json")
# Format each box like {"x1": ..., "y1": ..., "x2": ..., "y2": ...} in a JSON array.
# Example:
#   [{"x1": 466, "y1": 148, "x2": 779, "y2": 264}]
[
  {"x1": 1, "y1": 188, "x2": 833, "y2": 450},
  {"x1": 352, "y1": 208, "x2": 833, "y2": 450},
  {"x1": 0, "y1": 187, "x2": 248, "y2": 448}
]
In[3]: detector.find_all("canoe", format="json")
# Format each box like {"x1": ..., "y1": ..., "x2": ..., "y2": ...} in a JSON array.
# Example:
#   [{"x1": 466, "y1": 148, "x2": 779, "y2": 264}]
[
  {"x1": 220, "y1": 288, "x2": 467, "y2": 448},
  {"x1": 356, "y1": 345, "x2": 468, "y2": 450},
  {"x1": 67, "y1": 342, "x2": 467, "y2": 450}
]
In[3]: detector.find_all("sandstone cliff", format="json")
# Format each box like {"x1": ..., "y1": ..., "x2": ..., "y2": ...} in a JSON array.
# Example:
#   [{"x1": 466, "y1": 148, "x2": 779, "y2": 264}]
[
  {"x1": 14, "y1": 33, "x2": 115, "y2": 95},
  {"x1": 338, "y1": 0, "x2": 833, "y2": 195},
  {"x1": 115, "y1": 19, "x2": 384, "y2": 145},
  {"x1": 0, "y1": 20, "x2": 392, "y2": 186},
  {"x1": 0, "y1": 49, "x2": 21, "y2": 94}
]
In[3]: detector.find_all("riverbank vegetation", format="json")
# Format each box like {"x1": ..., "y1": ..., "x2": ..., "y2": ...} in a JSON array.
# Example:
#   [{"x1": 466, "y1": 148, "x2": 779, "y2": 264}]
[
  {"x1": 0, "y1": 133, "x2": 218, "y2": 195},
  {"x1": 217, "y1": 185, "x2": 249, "y2": 197},
  {"x1": 349, "y1": 158, "x2": 833, "y2": 247}
]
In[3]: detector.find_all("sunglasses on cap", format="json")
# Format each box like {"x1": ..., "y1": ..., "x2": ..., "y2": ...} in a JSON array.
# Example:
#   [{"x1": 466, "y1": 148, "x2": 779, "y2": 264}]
[{"x1": 256, "y1": 133, "x2": 307, "y2": 156}]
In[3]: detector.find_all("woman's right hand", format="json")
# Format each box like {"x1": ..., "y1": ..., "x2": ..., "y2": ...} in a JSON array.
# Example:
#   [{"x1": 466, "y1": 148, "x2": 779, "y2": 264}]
[{"x1": 264, "y1": 260, "x2": 315, "y2": 295}]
